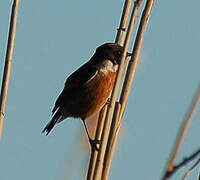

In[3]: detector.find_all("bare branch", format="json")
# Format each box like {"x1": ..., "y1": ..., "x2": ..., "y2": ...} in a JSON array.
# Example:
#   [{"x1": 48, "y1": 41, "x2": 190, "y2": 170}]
[
  {"x1": 182, "y1": 157, "x2": 200, "y2": 180},
  {"x1": 163, "y1": 149, "x2": 200, "y2": 180},
  {"x1": 163, "y1": 85, "x2": 200, "y2": 180}
]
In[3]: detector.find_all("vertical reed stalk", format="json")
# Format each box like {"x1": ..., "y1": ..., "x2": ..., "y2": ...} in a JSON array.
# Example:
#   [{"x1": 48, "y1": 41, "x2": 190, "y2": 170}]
[
  {"x1": 87, "y1": 106, "x2": 108, "y2": 180},
  {"x1": 0, "y1": 0, "x2": 20, "y2": 140},
  {"x1": 93, "y1": 0, "x2": 139, "y2": 178},
  {"x1": 86, "y1": 1, "x2": 132, "y2": 179},
  {"x1": 102, "y1": 0, "x2": 154, "y2": 179}
]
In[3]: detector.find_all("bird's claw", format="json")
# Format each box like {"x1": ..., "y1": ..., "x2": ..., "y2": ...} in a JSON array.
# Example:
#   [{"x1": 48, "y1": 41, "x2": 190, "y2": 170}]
[
  {"x1": 126, "y1": 52, "x2": 132, "y2": 57},
  {"x1": 89, "y1": 139, "x2": 101, "y2": 151},
  {"x1": 106, "y1": 98, "x2": 111, "y2": 105}
]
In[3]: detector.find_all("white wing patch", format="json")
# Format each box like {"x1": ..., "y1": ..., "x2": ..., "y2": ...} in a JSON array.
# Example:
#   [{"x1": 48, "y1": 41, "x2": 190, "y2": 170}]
[
  {"x1": 85, "y1": 70, "x2": 98, "y2": 84},
  {"x1": 99, "y1": 60, "x2": 118, "y2": 75}
]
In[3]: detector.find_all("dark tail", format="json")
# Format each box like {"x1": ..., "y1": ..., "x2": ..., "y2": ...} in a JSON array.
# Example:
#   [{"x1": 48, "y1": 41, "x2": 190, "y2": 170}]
[{"x1": 42, "y1": 109, "x2": 62, "y2": 135}]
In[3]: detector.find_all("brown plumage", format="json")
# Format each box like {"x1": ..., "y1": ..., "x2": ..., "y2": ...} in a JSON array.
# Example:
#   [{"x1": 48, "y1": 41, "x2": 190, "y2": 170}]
[{"x1": 42, "y1": 43, "x2": 123, "y2": 150}]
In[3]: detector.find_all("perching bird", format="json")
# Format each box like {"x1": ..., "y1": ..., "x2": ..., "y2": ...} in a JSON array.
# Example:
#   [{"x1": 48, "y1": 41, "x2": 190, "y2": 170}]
[{"x1": 42, "y1": 43, "x2": 126, "y2": 150}]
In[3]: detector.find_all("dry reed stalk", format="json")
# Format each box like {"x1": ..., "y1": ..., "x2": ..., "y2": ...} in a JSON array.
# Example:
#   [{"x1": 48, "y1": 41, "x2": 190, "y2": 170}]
[
  {"x1": 101, "y1": 102, "x2": 121, "y2": 180},
  {"x1": 102, "y1": 0, "x2": 155, "y2": 179},
  {"x1": 92, "y1": 0, "x2": 141, "y2": 179},
  {"x1": 86, "y1": 0, "x2": 132, "y2": 179},
  {"x1": 87, "y1": 106, "x2": 108, "y2": 180},
  {"x1": 0, "y1": 0, "x2": 20, "y2": 140},
  {"x1": 115, "y1": 0, "x2": 133, "y2": 45}
]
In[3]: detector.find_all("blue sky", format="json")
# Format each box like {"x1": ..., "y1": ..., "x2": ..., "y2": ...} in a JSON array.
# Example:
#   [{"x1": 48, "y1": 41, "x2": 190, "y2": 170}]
[{"x1": 0, "y1": 0, "x2": 200, "y2": 180}]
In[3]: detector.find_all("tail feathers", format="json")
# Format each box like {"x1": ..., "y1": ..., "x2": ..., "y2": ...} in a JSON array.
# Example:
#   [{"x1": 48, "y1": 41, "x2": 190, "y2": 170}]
[
  {"x1": 42, "y1": 119, "x2": 56, "y2": 135},
  {"x1": 42, "y1": 110, "x2": 62, "y2": 135}
]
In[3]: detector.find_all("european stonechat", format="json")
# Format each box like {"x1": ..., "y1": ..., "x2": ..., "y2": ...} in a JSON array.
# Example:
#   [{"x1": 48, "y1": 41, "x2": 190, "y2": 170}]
[{"x1": 43, "y1": 43, "x2": 126, "y2": 150}]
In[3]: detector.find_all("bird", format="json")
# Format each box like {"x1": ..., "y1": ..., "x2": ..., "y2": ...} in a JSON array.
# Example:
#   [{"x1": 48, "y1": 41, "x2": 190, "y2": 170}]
[{"x1": 42, "y1": 43, "x2": 126, "y2": 151}]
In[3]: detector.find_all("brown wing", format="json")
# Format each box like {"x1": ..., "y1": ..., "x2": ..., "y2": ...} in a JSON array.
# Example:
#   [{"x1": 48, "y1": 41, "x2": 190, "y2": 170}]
[{"x1": 52, "y1": 61, "x2": 98, "y2": 114}]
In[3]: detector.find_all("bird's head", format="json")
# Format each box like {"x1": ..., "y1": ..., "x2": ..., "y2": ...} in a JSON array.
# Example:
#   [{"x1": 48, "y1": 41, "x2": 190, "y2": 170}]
[{"x1": 94, "y1": 43, "x2": 123, "y2": 65}]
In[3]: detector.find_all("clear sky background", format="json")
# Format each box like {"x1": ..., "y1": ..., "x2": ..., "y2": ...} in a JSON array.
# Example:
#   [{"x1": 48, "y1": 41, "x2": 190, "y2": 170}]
[{"x1": 0, "y1": 0, "x2": 200, "y2": 180}]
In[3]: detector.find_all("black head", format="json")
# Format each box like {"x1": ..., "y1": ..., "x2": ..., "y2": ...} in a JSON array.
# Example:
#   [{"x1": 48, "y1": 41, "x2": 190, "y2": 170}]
[{"x1": 94, "y1": 43, "x2": 123, "y2": 64}]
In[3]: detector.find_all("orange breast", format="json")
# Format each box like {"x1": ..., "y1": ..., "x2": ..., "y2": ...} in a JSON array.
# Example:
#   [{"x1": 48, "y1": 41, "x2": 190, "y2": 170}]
[
  {"x1": 84, "y1": 71, "x2": 117, "y2": 119},
  {"x1": 63, "y1": 71, "x2": 117, "y2": 120}
]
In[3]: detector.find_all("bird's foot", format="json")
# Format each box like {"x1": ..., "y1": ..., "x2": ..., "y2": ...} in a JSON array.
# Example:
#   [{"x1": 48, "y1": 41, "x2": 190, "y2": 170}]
[
  {"x1": 126, "y1": 52, "x2": 132, "y2": 57},
  {"x1": 106, "y1": 98, "x2": 111, "y2": 105},
  {"x1": 89, "y1": 138, "x2": 101, "y2": 151}
]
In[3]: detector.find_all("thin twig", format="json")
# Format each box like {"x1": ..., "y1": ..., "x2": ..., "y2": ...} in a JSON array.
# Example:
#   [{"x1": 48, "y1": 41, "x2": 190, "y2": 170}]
[
  {"x1": 182, "y1": 157, "x2": 200, "y2": 180},
  {"x1": 0, "y1": 0, "x2": 20, "y2": 140},
  {"x1": 163, "y1": 86, "x2": 200, "y2": 180},
  {"x1": 163, "y1": 149, "x2": 200, "y2": 180}
]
